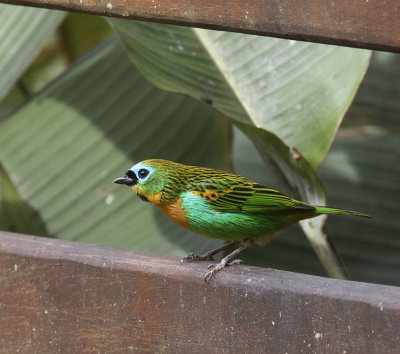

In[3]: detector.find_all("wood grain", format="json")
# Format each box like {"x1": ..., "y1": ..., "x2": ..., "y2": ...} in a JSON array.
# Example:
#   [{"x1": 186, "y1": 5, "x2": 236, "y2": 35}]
[
  {"x1": 1, "y1": 0, "x2": 399, "y2": 52},
  {"x1": 1, "y1": 231, "x2": 400, "y2": 352}
]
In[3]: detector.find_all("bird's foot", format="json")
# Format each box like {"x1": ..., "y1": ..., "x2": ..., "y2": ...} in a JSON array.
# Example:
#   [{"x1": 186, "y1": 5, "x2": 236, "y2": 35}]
[
  {"x1": 204, "y1": 259, "x2": 243, "y2": 283},
  {"x1": 181, "y1": 252, "x2": 215, "y2": 263},
  {"x1": 181, "y1": 242, "x2": 236, "y2": 264}
]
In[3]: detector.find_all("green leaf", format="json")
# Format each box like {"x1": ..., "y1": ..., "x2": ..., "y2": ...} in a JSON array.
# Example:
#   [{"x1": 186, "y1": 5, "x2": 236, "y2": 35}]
[
  {"x1": 0, "y1": 163, "x2": 47, "y2": 236},
  {"x1": 0, "y1": 36, "x2": 229, "y2": 256},
  {"x1": 60, "y1": 13, "x2": 112, "y2": 61},
  {"x1": 0, "y1": 4, "x2": 65, "y2": 100},
  {"x1": 320, "y1": 136, "x2": 399, "y2": 286},
  {"x1": 19, "y1": 32, "x2": 69, "y2": 94},
  {"x1": 109, "y1": 19, "x2": 370, "y2": 278},
  {"x1": 109, "y1": 20, "x2": 370, "y2": 168},
  {"x1": 345, "y1": 51, "x2": 400, "y2": 133},
  {"x1": 234, "y1": 122, "x2": 348, "y2": 278},
  {"x1": 233, "y1": 126, "x2": 400, "y2": 286},
  {"x1": 0, "y1": 86, "x2": 26, "y2": 122}
]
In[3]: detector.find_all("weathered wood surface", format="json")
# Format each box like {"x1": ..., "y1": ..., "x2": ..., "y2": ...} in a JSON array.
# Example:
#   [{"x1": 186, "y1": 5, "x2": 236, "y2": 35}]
[
  {"x1": 0, "y1": 231, "x2": 400, "y2": 353},
  {"x1": 1, "y1": 0, "x2": 400, "y2": 52}
]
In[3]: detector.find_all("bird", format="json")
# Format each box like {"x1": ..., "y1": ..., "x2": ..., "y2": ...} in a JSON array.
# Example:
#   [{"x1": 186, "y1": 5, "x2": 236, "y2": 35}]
[{"x1": 113, "y1": 159, "x2": 370, "y2": 282}]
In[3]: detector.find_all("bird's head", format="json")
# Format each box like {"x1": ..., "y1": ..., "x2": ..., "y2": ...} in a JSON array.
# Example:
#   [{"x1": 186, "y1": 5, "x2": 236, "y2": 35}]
[{"x1": 113, "y1": 159, "x2": 184, "y2": 203}]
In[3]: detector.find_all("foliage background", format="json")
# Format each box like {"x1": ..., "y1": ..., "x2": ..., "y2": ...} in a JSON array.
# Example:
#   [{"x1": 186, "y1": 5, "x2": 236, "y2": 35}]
[{"x1": 0, "y1": 6, "x2": 399, "y2": 286}]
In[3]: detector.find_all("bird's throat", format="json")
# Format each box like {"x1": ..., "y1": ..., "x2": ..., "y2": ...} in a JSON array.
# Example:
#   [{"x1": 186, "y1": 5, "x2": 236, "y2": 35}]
[
  {"x1": 156, "y1": 198, "x2": 190, "y2": 230},
  {"x1": 131, "y1": 186, "x2": 163, "y2": 204},
  {"x1": 138, "y1": 193, "x2": 149, "y2": 202}
]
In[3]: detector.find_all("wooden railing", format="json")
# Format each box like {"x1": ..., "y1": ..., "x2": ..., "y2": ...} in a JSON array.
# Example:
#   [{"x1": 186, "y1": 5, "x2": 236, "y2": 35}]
[
  {"x1": 1, "y1": 0, "x2": 400, "y2": 52},
  {"x1": 1, "y1": 0, "x2": 399, "y2": 351},
  {"x1": 1, "y1": 232, "x2": 400, "y2": 352}
]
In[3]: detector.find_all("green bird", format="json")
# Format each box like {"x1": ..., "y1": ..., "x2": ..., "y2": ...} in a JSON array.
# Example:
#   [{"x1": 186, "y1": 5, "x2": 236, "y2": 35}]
[{"x1": 114, "y1": 159, "x2": 370, "y2": 281}]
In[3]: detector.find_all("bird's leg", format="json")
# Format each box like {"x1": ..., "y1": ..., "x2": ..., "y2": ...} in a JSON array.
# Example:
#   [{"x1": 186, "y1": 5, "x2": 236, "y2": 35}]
[
  {"x1": 205, "y1": 240, "x2": 252, "y2": 282},
  {"x1": 181, "y1": 241, "x2": 235, "y2": 262}
]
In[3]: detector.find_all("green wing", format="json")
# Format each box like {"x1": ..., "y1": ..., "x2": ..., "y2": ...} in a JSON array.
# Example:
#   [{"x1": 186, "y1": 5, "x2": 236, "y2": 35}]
[{"x1": 187, "y1": 174, "x2": 315, "y2": 214}]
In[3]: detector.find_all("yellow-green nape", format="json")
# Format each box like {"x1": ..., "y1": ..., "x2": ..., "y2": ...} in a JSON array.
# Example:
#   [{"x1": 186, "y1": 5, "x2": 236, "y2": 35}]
[{"x1": 138, "y1": 159, "x2": 185, "y2": 169}]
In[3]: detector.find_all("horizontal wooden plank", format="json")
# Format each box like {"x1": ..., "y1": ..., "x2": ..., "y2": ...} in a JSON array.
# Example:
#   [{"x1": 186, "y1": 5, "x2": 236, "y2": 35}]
[
  {"x1": 0, "y1": 231, "x2": 400, "y2": 353},
  {"x1": 1, "y1": 0, "x2": 400, "y2": 52}
]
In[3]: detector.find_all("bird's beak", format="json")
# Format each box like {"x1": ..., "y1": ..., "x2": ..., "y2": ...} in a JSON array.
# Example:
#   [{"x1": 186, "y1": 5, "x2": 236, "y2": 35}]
[{"x1": 113, "y1": 174, "x2": 137, "y2": 186}]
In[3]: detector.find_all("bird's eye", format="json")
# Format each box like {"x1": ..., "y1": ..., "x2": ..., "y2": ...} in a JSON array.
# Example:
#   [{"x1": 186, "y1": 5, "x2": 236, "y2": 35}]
[{"x1": 138, "y1": 168, "x2": 149, "y2": 179}]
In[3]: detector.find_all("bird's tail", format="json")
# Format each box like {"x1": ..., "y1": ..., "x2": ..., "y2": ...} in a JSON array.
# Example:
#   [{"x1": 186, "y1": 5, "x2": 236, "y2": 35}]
[{"x1": 314, "y1": 206, "x2": 371, "y2": 218}]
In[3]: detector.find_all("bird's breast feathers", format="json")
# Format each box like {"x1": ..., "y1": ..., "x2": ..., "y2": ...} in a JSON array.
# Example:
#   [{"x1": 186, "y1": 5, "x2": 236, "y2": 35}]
[{"x1": 155, "y1": 197, "x2": 190, "y2": 230}]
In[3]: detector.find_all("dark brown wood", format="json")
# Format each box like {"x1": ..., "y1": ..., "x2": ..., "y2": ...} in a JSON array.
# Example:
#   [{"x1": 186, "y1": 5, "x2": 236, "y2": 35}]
[
  {"x1": 1, "y1": 231, "x2": 400, "y2": 353},
  {"x1": 1, "y1": 0, "x2": 400, "y2": 52}
]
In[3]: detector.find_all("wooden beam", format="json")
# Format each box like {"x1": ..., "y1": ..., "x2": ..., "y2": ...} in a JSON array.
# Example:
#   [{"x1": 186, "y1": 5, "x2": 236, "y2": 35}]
[
  {"x1": 0, "y1": 231, "x2": 400, "y2": 352},
  {"x1": 1, "y1": 0, "x2": 400, "y2": 52}
]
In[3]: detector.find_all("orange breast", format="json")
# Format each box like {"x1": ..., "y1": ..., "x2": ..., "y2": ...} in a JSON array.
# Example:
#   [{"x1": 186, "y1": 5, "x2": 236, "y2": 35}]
[{"x1": 156, "y1": 198, "x2": 190, "y2": 230}]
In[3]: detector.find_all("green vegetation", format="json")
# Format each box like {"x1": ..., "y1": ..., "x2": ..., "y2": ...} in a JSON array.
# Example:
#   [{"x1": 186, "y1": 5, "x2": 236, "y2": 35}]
[{"x1": 0, "y1": 4, "x2": 399, "y2": 285}]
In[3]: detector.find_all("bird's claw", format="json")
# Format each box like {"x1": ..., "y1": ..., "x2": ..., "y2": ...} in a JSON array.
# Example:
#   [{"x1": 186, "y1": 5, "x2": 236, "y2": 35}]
[
  {"x1": 204, "y1": 268, "x2": 218, "y2": 283},
  {"x1": 207, "y1": 259, "x2": 243, "y2": 269},
  {"x1": 204, "y1": 259, "x2": 243, "y2": 282},
  {"x1": 228, "y1": 259, "x2": 243, "y2": 266},
  {"x1": 181, "y1": 253, "x2": 200, "y2": 262},
  {"x1": 181, "y1": 252, "x2": 215, "y2": 263}
]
